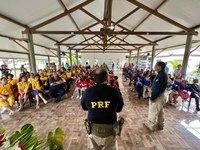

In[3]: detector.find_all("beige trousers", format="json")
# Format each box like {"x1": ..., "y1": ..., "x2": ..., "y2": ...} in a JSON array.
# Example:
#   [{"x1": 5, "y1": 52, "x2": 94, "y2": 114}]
[
  {"x1": 146, "y1": 94, "x2": 167, "y2": 130},
  {"x1": 87, "y1": 134, "x2": 118, "y2": 150}
]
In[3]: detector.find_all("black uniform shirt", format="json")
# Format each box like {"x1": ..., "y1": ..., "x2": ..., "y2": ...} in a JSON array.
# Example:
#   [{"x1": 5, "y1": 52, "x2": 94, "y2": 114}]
[
  {"x1": 81, "y1": 83, "x2": 124, "y2": 124},
  {"x1": 151, "y1": 70, "x2": 168, "y2": 101}
]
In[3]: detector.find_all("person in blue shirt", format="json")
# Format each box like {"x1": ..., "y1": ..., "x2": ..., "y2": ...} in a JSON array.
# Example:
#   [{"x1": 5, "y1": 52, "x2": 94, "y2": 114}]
[{"x1": 190, "y1": 79, "x2": 200, "y2": 111}]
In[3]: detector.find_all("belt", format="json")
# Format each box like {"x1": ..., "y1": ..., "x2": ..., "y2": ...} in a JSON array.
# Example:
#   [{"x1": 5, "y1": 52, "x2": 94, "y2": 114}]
[{"x1": 91, "y1": 123, "x2": 114, "y2": 137}]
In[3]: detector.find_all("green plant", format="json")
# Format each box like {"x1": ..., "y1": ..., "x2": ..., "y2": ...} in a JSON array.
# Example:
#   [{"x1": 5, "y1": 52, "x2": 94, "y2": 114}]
[
  {"x1": 44, "y1": 128, "x2": 64, "y2": 150},
  {"x1": 0, "y1": 124, "x2": 65, "y2": 150},
  {"x1": 168, "y1": 60, "x2": 180, "y2": 69},
  {"x1": 1, "y1": 124, "x2": 43, "y2": 150},
  {"x1": 193, "y1": 68, "x2": 200, "y2": 74}
]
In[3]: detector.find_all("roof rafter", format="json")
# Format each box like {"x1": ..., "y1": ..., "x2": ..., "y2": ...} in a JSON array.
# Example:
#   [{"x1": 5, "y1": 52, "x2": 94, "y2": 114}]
[
  {"x1": 28, "y1": 0, "x2": 94, "y2": 31},
  {"x1": 127, "y1": 0, "x2": 196, "y2": 34}
]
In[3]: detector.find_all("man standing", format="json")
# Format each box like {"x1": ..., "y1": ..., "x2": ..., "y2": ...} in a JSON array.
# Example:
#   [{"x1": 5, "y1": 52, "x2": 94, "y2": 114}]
[
  {"x1": 49, "y1": 72, "x2": 65, "y2": 103},
  {"x1": 81, "y1": 67, "x2": 124, "y2": 150},
  {"x1": 144, "y1": 61, "x2": 168, "y2": 132}
]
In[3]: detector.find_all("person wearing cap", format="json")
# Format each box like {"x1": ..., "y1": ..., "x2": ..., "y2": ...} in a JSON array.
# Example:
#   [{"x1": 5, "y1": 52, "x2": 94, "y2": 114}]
[
  {"x1": 81, "y1": 67, "x2": 124, "y2": 150},
  {"x1": 144, "y1": 61, "x2": 168, "y2": 132}
]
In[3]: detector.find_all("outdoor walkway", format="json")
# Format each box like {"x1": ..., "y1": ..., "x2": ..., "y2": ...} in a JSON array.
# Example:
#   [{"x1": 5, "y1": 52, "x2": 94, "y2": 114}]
[{"x1": 0, "y1": 71, "x2": 200, "y2": 150}]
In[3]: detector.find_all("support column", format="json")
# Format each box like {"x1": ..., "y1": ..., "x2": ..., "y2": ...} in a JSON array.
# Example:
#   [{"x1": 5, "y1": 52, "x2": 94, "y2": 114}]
[
  {"x1": 69, "y1": 49, "x2": 72, "y2": 66},
  {"x1": 76, "y1": 51, "x2": 79, "y2": 65},
  {"x1": 128, "y1": 50, "x2": 131, "y2": 64},
  {"x1": 13, "y1": 59, "x2": 17, "y2": 78},
  {"x1": 182, "y1": 35, "x2": 193, "y2": 79},
  {"x1": 27, "y1": 54, "x2": 32, "y2": 72},
  {"x1": 136, "y1": 49, "x2": 140, "y2": 65},
  {"x1": 27, "y1": 32, "x2": 36, "y2": 74},
  {"x1": 151, "y1": 45, "x2": 156, "y2": 70},
  {"x1": 47, "y1": 56, "x2": 50, "y2": 66},
  {"x1": 57, "y1": 45, "x2": 61, "y2": 69}
]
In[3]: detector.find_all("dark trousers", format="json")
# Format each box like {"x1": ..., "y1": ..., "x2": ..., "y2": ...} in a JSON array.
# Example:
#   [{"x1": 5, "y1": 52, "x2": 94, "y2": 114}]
[
  {"x1": 137, "y1": 86, "x2": 143, "y2": 99},
  {"x1": 191, "y1": 93, "x2": 200, "y2": 108},
  {"x1": 49, "y1": 85, "x2": 65, "y2": 102}
]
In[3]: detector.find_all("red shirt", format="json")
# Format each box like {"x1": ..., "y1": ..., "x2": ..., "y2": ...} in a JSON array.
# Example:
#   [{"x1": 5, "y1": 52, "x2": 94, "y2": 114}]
[
  {"x1": 76, "y1": 80, "x2": 81, "y2": 88},
  {"x1": 81, "y1": 81, "x2": 88, "y2": 88},
  {"x1": 113, "y1": 80, "x2": 120, "y2": 90},
  {"x1": 88, "y1": 81, "x2": 95, "y2": 87}
]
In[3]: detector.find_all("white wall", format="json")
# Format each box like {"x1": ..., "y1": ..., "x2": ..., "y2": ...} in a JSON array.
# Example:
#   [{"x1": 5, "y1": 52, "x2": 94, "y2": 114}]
[{"x1": 81, "y1": 53, "x2": 126, "y2": 67}]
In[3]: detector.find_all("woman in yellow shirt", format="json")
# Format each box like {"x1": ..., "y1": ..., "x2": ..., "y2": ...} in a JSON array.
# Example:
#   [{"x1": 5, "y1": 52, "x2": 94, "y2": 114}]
[
  {"x1": 0, "y1": 77, "x2": 15, "y2": 115},
  {"x1": 17, "y1": 75, "x2": 31, "y2": 111},
  {"x1": 32, "y1": 75, "x2": 47, "y2": 109}
]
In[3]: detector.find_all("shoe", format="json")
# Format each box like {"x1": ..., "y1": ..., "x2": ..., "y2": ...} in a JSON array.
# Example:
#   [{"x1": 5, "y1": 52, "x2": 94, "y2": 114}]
[
  {"x1": 17, "y1": 105, "x2": 23, "y2": 112},
  {"x1": 157, "y1": 126, "x2": 164, "y2": 131},
  {"x1": 143, "y1": 123, "x2": 155, "y2": 132},
  {"x1": 196, "y1": 107, "x2": 200, "y2": 111},
  {"x1": 9, "y1": 111, "x2": 14, "y2": 115},
  {"x1": 44, "y1": 100, "x2": 48, "y2": 104},
  {"x1": 71, "y1": 96, "x2": 74, "y2": 99}
]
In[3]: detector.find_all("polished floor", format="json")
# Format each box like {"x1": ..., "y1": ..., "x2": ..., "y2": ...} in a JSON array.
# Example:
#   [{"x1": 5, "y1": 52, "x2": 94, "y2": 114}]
[{"x1": 0, "y1": 73, "x2": 200, "y2": 150}]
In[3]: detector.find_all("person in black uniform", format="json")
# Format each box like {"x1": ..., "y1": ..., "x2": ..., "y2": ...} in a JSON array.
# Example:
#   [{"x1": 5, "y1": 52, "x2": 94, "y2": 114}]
[
  {"x1": 144, "y1": 61, "x2": 168, "y2": 132},
  {"x1": 81, "y1": 67, "x2": 124, "y2": 150}
]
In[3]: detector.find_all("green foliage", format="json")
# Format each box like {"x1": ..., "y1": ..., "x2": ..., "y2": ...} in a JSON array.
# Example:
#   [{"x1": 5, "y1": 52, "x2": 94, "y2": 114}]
[
  {"x1": 44, "y1": 128, "x2": 64, "y2": 150},
  {"x1": 1, "y1": 124, "x2": 42, "y2": 150},
  {"x1": 1, "y1": 124, "x2": 65, "y2": 150},
  {"x1": 168, "y1": 60, "x2": 180, "y2": 69},
  {"x1": 193, "y1": 68, "x2": 200, "y2": 74}
]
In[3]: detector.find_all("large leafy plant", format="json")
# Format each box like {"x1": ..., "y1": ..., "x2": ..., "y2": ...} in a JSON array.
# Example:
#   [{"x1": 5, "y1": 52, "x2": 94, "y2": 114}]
[
  {"x1": 44, "y1": 128, "x2": 65, "y2": 150},
  {"x1": 0, "y1": 124, "x2": 65, "y2": 150}
]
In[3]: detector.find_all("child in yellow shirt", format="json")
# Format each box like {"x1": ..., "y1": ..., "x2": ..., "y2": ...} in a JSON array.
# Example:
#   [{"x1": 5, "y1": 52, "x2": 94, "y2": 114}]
[
  {"x1": 0, "y1": 77, "x2": 15, "y2": 115},
  {"x1": 32, "y1": 74, "x2": 47, "y2": 109},
  {"x1": 17, "y1": 75, "x2": 31, "y2": 111}
]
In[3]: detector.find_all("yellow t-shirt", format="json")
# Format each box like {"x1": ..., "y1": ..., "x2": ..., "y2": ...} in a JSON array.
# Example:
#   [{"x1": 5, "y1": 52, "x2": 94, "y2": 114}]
[
  {"x1": 17, "y1": 82, "x2": 30, "y2": 93},
  {"x1": 40, "y1": 77, "x2": 48, "y2": 84},
  {"x1": 28, "y1": 78, "x2": 35, "y2": 85},
  {"x1": 66, "y1": 72, "x2": 72, "y2": 78},
  {"x1": 32, "y1": 81, "x2": 43, "y2": 90},
  {"x1": 77, "y1": 69, "x2": 81, "y2": 74},
  {"x1": 0, "y1": 84, "x2": 13, "y2": 95},
  {"x1": 8, "y1": 79, "x2": 18, "y2": 86},
  {"x1": 47, "y1": 72, "x2": 52, "y2": 78},
  {"x1": 72, "y1": 70, "x2": 76, "y2": 75}
]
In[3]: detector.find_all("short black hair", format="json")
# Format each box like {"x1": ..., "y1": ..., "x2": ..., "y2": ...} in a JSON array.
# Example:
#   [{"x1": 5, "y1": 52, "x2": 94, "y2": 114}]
[
  {"x1": 7, "y1": 73, "x2": 14, "y2": 78},
  {"x1": 156, "y1": 61, "x2": 166, "y2": 70},
  {"x1": 94, "y1": 68, "x2": 108, "y2": 84}
]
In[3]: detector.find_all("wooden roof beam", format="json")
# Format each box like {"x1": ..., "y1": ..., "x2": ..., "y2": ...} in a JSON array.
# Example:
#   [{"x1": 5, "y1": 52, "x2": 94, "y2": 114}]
[
  {"x1": 127, "y1": 0, "x2": 197, "y2": 34},
  {"x1": 27, "y1": 0, "x2": 94, "y2": 31},
  {"x1": 30, "y1": 31, "x2": 198, "y2": 35},
  {"x1": 58, "y1": 43, "x2": 155, "y2": 46}
]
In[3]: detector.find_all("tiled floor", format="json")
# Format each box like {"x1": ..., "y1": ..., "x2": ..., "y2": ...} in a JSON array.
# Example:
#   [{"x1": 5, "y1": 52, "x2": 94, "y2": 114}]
[{"x1": 0, "y1": 73, "x2": 200, "y2": 150}]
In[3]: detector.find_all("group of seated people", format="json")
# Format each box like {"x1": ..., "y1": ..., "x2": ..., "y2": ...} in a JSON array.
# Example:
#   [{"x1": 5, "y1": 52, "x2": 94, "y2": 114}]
[
  {"x1": 0, "y1": 63, "x2": 120, "y2": 115},
  {"x1": 123, "y1": 63, "x2": 200, "y2": 111}
]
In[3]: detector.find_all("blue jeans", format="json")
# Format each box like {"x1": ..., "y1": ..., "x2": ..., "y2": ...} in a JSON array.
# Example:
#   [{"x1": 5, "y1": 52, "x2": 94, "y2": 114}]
[
  {"x1": 191, "y1": 93, "x2": 200, "y2": 108},
  {"x1": 49, "y1": 85, "x2": 65, "y2": 102}
]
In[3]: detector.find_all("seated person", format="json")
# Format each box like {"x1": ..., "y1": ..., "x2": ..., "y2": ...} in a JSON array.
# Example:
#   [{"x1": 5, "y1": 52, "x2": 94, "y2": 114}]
[
  {"x1": 49, "y1": 72, "x2": 65, "y2": 103},
  {"x1": 178, "y1": 80, "x2": 190, "y2": 101},
  {"x1": 168, "y1": 84, "x2": 179, "y2": 104},
  {"x1": 190, "y1": 79, "x2": 200, "y2": 111},
  {"x1": 136, "y1": 76, "x2": 143, "y2": 99},
  {"x1": 142, "y1": 74, "x2": 151, "y2": 99},
  {"x1": 17, "y1": 75, "x2": 31, "y2": 111},
  {"x1": 174, "y1": 73, "x2": 183, "y2": 84},
  {"x1": 0, "y1": 77, "x2": 15, "y2": 115},
  {"x1": 32, "y1": 74, "x2": 48, "y2": 109}
]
